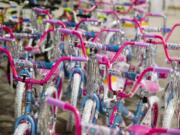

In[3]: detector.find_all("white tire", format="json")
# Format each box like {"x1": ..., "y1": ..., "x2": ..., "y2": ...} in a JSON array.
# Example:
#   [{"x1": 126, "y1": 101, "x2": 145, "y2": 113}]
[
  {"x1": 15, "y1": 81, "x2": 25, "y2": 118},
  {"x1": 14, "y1": 123, "x2": 30, "y2": 135},
  {"x1": 82, "y1": 99, "x2": 94, "y2": 124},
  {"x1": 66, "y1": 73, "x2": 81, "y2": 131},
  {"x1": 38, "y1": 85, "x2": 57, "y2": 135},
  {"x1": 162, "y1": 99, "x2": 176, "y2": 128}
]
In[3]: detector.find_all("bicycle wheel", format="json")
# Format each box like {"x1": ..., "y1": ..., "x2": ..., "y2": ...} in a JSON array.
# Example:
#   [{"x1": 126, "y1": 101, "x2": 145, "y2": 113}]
[
  {"x1": 162, "y1": 83, "x2": 179, "y2": 128},
  {"x1": 162, "y1": 98, "x2": 179, "y2": 128},
  {"x1": 141, "y1": 97, "x2": 159, "y2": 127},
  {"x1": 37, "y1": 85, "x2": 57, "y2": 135},
  {"x1": 14, "y1": 81, "x2": 26, "y2": 118},
  {"x1": 13, "y1": 123, "x2": 30, "y2": 135},
  {"x1": 82, "y1": 99, "x2": 94, "y2": 124},
  {"x1": 66, "y1": 73, "x2": 81, "y2": 131}
]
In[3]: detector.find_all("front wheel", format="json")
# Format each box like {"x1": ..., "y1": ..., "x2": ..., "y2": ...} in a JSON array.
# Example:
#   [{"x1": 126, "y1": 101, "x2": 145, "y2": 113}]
[
  {"x1": 66, "y1": 73, "x2": 81, "y2": 131},
  {"x1": 37, "y1": 85, "x2": 57, "y2": 135},
  {"x1": 14, "y1": 81, "x2": 26, "y2": 118},
  {"x1": 81, "y1": 99, "x2": 94, "y2": 124},
  {"x1": 162, "y1": 99, "x2": 177, "y2": 128},
  {"x1": 14, "y1": 123, "x2": 30, "y2": 135}
]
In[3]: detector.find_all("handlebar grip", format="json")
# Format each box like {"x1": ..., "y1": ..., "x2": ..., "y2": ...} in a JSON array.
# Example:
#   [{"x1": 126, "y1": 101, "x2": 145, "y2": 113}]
[
  {"x1": 43, "y1": 19, "x2": 58, "y2": 24},
  {"x1": 147, "y1": 13, "x2": 166, "y2": 18},
  {"x1": 84, "y1": 18, "x2": 99, "y2": 22},
  {"x1": 23, "y1": 18, "x2": 31, "y2": 23},
  {"x1": 0, "y1": 37, "x2": 14, "y2": 42},
  {"x1": 59, "y1": 28, "x2": 72, "y2": 34},
  {"x1": 153, "y1": 67, "x2": 171, "y2": 74},
  {"x1": 76, "y1": 14, "x2": 91, "y2": 18},
  {"x1": 167, "y1": 129, "x2": 180, "y2": 135},
  {"x1": 83, "y1": 31, "x2": 96, "y2": 38},
  {"x1": 167, "y1": 42, "x2": 180, "y2": 50},
  {"x1": 143, "y1": 34, "x2": 156, "y2": 38},
  {"x1": 162, "y1": 27, "x2": 171, "y2": 33},
  {"x1": 64, "y1": 21, "x2": 76, "y2": 27},
  {"x1": 33, "y1": 7, "x2": 49, "y2": 14},
  {"x1": 105, "y1": 44, "x2": 119, "y2": 52},
  {"x1": 71, "y1": 57, "x2": 88, "y2": 62},
  {"x1": 120, "y1": 17, "x2": 133, "y2": 23},
  {"x1": 14, "y1": 33, "x2": 41, "y2": 39},
  {"x1": 134, "y1": 42, "x2": 150, "y2": 47},
  {"x1": 123, "y1": 71, "x2": 137, "y2": 81},
  {"x1": 35, "y1": 61, "x2": 54, "y2": 69},
  {"x1": 46, "y1": 97, "x2": 65, "y2": 109},
  {"x1": 122, "y1": 2, "x2": 132, "y2": 6},
  {"x1": 43, "y1": 19, "x2": 65, "y2": 28}
]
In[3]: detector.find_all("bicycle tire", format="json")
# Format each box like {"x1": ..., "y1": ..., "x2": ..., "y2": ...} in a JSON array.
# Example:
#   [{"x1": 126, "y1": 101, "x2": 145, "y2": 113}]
[
  {"x1": 82, "y1": 99, "x2": 94, "y2": 124},
  {"x1": 13, "y1": 123, "x2": 30, "y2": 135},
  {"x1": 15, "y1": 81, "x2": 26, "y2": 118},
  {"x1": 37, "y1": 85, "x2": 57, "y2": 135},
  {"x1": 66, "y1": 73, "x2": 81, "y2": 131}
]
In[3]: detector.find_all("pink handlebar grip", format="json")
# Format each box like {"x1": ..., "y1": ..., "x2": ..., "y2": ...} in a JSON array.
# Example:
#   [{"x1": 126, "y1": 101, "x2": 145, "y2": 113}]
[
  {"x1": 153, "y1": 67, "x2": 171, "y2": 74},
  {"x1": 0, "y1": 37, "x2": 15, "y2": 42},
  {"x1": 134, "y1": 42, "x2": 150, "y2": 47},
  {"x1": 142, "y1": 34, "x2": 156, "y2": 39},
  {"x1": 32, "y1": 7, "x2": 52, "y2": 19},
  {"x1": 43, "y1": 19, "x2": 66, "y2": 28},
  {"x1": 33, "y1": 7, "x2": 49, "y2": 14},
  {"x1": 167, "y1": 129, "x2": 180, "y2": 135},
  {"x1": 59, "y1": 28, "x2": 73, "y2": 35},
  {"x1": 71, "y1": 57, "x2": 88, "y2": 62},
  {"x1": 46, "y1": 97, "x2": 65, "y2": 109},
  {"x1": 146, "y1": 12, "x2": 166, "y2": 18}
]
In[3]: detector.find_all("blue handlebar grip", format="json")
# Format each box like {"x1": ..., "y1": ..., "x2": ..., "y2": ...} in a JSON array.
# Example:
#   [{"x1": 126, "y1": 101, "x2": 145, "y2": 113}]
[
  {"x1": 84, "y1": 32, "x2": 96, "y2": 38},
  {"x1": 105, "y1": 44, "x2": 120, "y2": 52},
  {"x1": 35, "y1": 61, "x2": 54, "y2": 69},
  {"x1": 64, "y1": 21, "x2": 76, "y2": 27},
  {"x1": 162, "y1": 27, "x2": 171, "y2": 33},
  {"x1": 23, "y1": 18, "x2": 31, "y2": 23}
]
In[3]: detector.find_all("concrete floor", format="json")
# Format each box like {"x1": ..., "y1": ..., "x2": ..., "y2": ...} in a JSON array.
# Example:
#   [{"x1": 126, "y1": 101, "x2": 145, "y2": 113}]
[{"x1": 0, "y1": 7, "x2": 180, "y2": 135}]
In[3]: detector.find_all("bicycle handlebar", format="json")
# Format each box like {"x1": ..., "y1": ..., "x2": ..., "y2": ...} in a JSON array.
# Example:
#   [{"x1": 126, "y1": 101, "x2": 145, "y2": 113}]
[
  {"x1": 43, "y1": 19, "x2": 66, "y2": 28},
  {"x1": 46, "y1": 97, "x2": 81, "y2": 135},
  {"x1": 92, "y1": 28, "x2": 124, "y2": 42},
  {"x1": 0, "y1": 47, "x2": 87, "y2": 85},
  {"x1": 58, "y1": 28, "x2": 87, "y2": 57},
  {"x1": 143, "y1": 34, "x2": 180, "y2": 62},
  {"x1": 75, "y1": 18, "x2": 99, "y2": 30},
  {"x1": 32, "y1": 7, "x2": 52, "y2": 19},
  {"x1": 0, "y1": 25, "x2": 15, "y2": 39},
  {"x1": 108, "y1": 66, "x2": 171, "y2": 98},
  {"x1": 13, "y1": 33, "x2": 41, "y2": 39}
]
